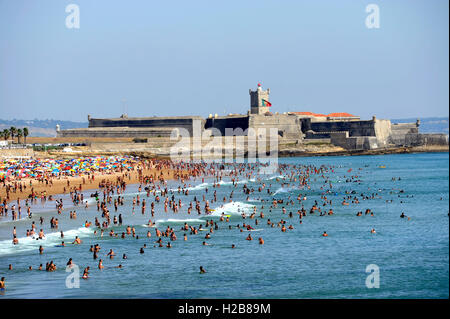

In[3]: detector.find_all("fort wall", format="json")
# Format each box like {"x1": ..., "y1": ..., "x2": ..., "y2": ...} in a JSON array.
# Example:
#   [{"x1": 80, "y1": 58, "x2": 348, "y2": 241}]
[
  {"x1": 88, "y1": 116, "x2": 204, "y2": 136},
  {"x1": 204, "y1": 116, "x2": 249, "y2": 135},
  {"x1": 373, "y1": 119, "x2": 392, "y2": 148},
  {"x1": 417, "y1": 133, "x2": 448, "y2": 146},
  {"x1": 58, "y1": 127, "x2": 177, "y2": 138},
  {"x1": 249, "y1": 114, "x2": 302, "y2": 138},
  {"x1": 388, "y1": 122, "x2": 419, "y2": 146},
  {"x1": 305, "y1": 118, "x2": 376, "y2": 137},
  {"x1": 330, "y1": 132, "x2": 378, "y2": 150}
]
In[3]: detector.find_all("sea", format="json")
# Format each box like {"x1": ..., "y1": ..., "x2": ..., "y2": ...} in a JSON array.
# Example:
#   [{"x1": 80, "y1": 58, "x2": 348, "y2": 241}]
[{"x1": 0, "y1": 152, "x2": 448, "y2": 298}]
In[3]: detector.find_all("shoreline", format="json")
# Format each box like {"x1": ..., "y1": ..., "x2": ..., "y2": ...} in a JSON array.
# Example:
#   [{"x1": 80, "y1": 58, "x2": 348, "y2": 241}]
[
  {"x1": 2, "y1": 143, "x2": 447, "y2": 160},
  {"x1": 129, "y1": 145, "x2": 449, "y2": 160},
  {"x1": 277, "y1": 145, "x2": 449, "y2": 157},
  {"x1": 0, "y1": 168, "x2": 179, "y2": 205}
]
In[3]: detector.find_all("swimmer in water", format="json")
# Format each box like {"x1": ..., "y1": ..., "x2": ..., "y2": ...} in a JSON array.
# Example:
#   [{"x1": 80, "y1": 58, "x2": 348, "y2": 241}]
[
  {"x1": 199, "y1": 266, "x2": 206, "y2": 274},
  {"x1": 322, "y1": 231, "x2": 328, "y2": 237},
  {"x1": 107, "y1": 249, "x2": 116, "y2": 259},
  {"x1": 0, "y1": 277, "x2": 5, "y2": 291},
  {"x1": 82, "y1": 267, "x2": 89, "y2": 279}
]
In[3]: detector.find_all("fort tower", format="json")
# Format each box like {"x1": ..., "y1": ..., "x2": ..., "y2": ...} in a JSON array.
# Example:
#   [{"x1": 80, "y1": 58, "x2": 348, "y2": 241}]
[{"x1": 249, "y1": 83, "x2": 271, "y2": 115}]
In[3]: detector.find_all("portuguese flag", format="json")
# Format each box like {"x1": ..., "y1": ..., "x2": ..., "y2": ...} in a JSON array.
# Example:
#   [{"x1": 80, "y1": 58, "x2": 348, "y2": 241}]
[{"x1": 261, "y1": 99, "x2": 272, "y2": 107}]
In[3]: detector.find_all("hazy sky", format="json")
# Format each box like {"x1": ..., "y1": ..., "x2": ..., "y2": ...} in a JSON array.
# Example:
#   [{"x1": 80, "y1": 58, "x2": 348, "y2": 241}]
[{"x1": 0, "y1": 0, "x2": 448, "y2": 122}]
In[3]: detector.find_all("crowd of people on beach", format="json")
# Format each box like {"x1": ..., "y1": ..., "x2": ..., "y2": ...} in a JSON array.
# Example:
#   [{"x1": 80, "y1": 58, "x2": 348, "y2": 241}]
[
  {"x1": 0, "y1": 157, "x2": 418, "y2": 292},
  {"x1": 0, "y1": 156, "x2": 145, "y2": 202}
]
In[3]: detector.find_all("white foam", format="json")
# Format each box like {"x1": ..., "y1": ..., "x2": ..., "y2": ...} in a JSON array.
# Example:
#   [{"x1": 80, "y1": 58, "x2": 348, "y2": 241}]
[
  {"x1": 140, "y1": 224, "x2": 156, "y2": 228},
  {"x1": 121, "y1": 191, "x2": 148, "y2": 197},
  {"x1": 177, "y1": 180, "x2": 248, "y2": 192},
  {"x1": 84, "y1": 197, "x2": 98, "y2": 205},
  {"x1": 267, "y1": 175, "x2": 285, "y2": 180},
  {"x1": 216, "y1": 179, "x2": 248, "y2": 186},
  {"x1": 273, "y1": 187, "x2": 289, "y2": 195},
  {"x1": 0, "y1": 226, "x2": 94, "y2": 257},
  {"x1": 167, "y1": 182, "x2": 210, "y2": 193},
  {"x1": 210, "y1": 201, "x2": 255, "y2": 217},
  {"x1": 186, "y1": 183, "x2": 210, "y2": 191},
  {"x1": 154, "y1": 218, "x2": 204, "y2": 226}
]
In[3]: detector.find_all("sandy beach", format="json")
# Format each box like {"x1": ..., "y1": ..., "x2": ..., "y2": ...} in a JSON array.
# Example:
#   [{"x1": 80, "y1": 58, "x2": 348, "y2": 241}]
[{"x1": 1, "y1": 163, "x2": 182, "y2": 204}]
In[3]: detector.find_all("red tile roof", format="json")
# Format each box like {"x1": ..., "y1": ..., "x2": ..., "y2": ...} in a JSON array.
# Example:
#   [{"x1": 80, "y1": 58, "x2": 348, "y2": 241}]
[
  {"x1": 327, "y1": 112, "x2": 357, "y2": 117},
  {"x1": 291, "y1": 112, "x2": 326, "y2": 117}
]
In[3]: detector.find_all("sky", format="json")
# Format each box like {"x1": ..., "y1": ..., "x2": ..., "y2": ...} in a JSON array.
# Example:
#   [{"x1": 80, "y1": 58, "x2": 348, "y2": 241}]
[{"x1": 0, "y1": 0, "x2": 448, "y2": 122}]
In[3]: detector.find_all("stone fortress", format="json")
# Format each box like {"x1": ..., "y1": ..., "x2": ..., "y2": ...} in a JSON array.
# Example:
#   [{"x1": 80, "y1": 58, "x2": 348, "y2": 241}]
[{"x1": 57, "y1": 83, "x2": 448, "y2": 152}]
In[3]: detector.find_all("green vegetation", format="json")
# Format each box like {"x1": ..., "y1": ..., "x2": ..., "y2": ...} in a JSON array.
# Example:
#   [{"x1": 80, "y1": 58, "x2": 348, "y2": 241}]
[
  {"x1": 0, "y1": 126, "x2": 30, "y2": 144},
  {"x1": 1, "y1": 129, "x2": 10, "y2": 141},
  {"x1": 23, "y1": 127, "x2": 29, "y2": 144}
]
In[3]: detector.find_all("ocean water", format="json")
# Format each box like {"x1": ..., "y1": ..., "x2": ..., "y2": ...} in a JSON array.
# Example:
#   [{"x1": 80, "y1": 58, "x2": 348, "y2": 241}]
[{"x1": 0, "y1": 153, "x2": 448, "y2": 299}]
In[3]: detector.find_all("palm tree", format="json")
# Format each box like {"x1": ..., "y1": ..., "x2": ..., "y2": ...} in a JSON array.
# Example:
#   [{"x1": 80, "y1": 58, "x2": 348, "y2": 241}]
[
  {"x1": 17, "y1": 129, "x2": 23, "y2": 144},
  {"x1": 23, "y1": 127, "x2": 29, "y2": 144},
  {"x1": 3, "y1": 129, "x2": 10, "y2": 141},
  {"x1": 9, "y1": 127, "x2": 16, "y2": 143}
]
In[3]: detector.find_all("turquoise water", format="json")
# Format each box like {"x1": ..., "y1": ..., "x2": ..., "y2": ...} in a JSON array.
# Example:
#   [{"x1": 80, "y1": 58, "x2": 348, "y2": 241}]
[{"x1": 0, "y1": 153, "x2": 448, "y2": 298}]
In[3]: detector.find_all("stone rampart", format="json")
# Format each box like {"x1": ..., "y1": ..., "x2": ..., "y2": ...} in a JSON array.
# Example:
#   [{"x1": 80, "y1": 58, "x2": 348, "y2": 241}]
[
  {"x1": 58, "y1": 127, "x2": 176, "y2": 138},
  {"x1": 249, "y1": 114, "x2": 302, "y2": 138},
  {"x1": 330, "y1": 132, "x2": 378, "y2": 150},
  {"x1": 418, "y1": 133, "x2": 449, "y2": 146},
  {"x1": 88, "y1": 116, "x2": 204, "y2": 135},
  {"x1": 204, "y1": 115, "x2": 249, "y2": 135},
  {"x1": 307, "y1": 119, "x2": 376, "y2": 137}
]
